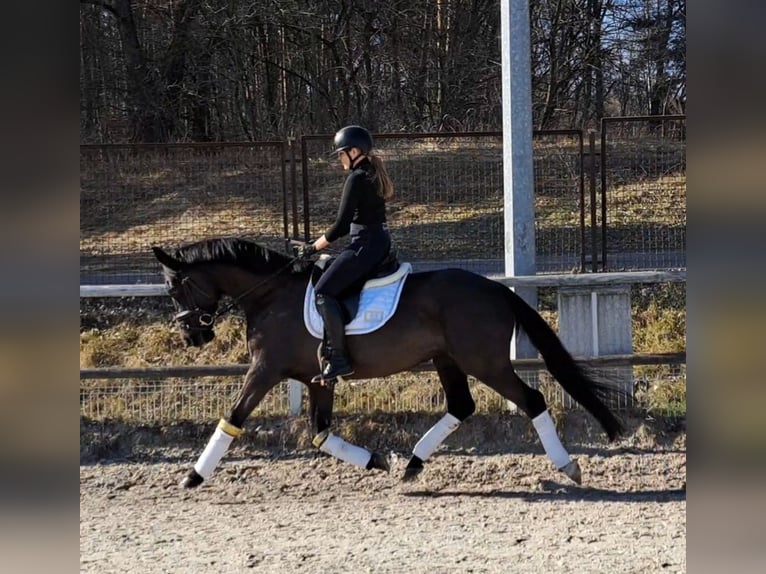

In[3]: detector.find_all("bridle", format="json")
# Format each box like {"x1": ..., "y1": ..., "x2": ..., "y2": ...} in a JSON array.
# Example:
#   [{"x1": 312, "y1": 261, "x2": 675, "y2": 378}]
[
  {"x1": 168, "y1": 257, "x2": 301, "y2": 332},
  {"x1": 168, "y1": 274, "x2": 218, "y2": 332}
]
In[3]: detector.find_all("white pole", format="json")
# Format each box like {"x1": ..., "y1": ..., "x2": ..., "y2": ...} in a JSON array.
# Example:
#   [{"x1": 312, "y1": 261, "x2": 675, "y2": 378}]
[
  {"x1": 501, "y1": 0, "x2": 537, "y2": 364},
  {"x1": 287, "y1": 379, "x2": 303, "y2": 415},
  {"x1": 591, "y1": 291, "x2": 600, "y2": 356}
]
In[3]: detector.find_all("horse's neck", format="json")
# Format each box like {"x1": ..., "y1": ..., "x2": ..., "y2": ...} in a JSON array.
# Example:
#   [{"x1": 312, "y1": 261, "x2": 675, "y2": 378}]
[
  {"x1": 210, "y1": 265, "x2": 265, "y2": 299},
  {"x1": 211, "y1": 264, "x2": 306, "y2": 304}
]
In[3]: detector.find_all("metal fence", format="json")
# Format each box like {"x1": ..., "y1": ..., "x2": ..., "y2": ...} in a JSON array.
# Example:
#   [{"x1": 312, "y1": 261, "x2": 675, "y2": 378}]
[
  {"x1": 601, "y1": 115, "x2": 686, "y2": 270},
  {"x1": 300, "y1": 131, "x2": 586, "y2": 275},
  {"x1": 79, "y1": 117, "x2": 686, "y2": 284},
  {"x1": 80, "y1": 277, "x2": 686, "y2": 423},
  {"x1": 79, "y1": 363, "x2": 685, "y2": 424},
  {"x1": 80, "y1": 142, "x2": 289, "y2": 284},
  {"x1": 80, "y1": 378, "x2": 293, "y2": 423}
]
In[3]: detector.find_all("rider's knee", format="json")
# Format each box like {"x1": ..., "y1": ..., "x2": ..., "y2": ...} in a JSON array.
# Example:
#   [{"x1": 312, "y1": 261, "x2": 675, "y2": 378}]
[{"x1": 315, "y1": 292, "x2": 336, "y2": 308}]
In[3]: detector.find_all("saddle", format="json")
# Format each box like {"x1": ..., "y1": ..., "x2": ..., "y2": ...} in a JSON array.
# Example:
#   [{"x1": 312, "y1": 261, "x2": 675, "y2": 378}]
[
  {"x1": 303, "y1": 250, "x2": 412, "y2": 339},
  {"x1": 310, "y1": 249, "x2": 401, "y2": 322}
]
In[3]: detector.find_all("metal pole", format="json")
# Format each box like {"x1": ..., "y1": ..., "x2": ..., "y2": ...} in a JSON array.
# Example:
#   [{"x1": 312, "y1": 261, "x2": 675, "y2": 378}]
[
  {"x1": 501, "y1": 0, "x2": 536, "y2": 359},
  {"x1": 290, "y1": 139, "x2": 299, "y2": 239},
  {"x1": 578, "y1": 131, "x2": 586, "y2": 272},
  {"x1": 600, "y1": 119, "x2": 608, "y2": 270},
  {"x1": 300, "y1": 137, "x2": 311, "y2": 241},
  {"x1": 589, "y1": 131, "x2": 598, "y2": 272}
]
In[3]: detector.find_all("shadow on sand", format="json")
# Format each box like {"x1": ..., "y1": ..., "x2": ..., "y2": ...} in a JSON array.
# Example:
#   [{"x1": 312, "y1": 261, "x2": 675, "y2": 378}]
[{"x1": 402, "y1": 483, "x2": 685, "y2": 504}]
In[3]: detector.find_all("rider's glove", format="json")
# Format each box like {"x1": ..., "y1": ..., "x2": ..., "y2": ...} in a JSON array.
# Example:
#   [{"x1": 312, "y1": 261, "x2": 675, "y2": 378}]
[{"x1": 296, "y1": 243, "x2": 317, "y2": 260}]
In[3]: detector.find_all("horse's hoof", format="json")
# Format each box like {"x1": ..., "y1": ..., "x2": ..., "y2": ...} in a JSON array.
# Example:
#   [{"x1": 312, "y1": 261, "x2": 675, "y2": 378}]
[
  {"x1": 367, "y1": 452, "x2": 390, "y2": 472},
  {"x1": 560, "y1": 460, "x2": 582, "y2": 485},
  {"x1": 401, "y1": 466, "x2": 423, "y2": 482},
  {"x1": 401, "y1": 456, "x2": 424, "y2": 482},
  {"x1": 180, "y1": 470, "x2": 204, "y2": 489}
]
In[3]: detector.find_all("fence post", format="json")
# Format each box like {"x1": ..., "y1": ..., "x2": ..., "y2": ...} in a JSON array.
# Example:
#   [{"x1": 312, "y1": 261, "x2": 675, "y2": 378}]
[
  {"x1": 287, "y1": 379, "x2": 303, "y2": 415},
  {"x1": 588, "y1": 130, "x2": 599, "y2": 272},
  {"x1": 557, "y1": 286, "x2": 633, "y2": 406}
]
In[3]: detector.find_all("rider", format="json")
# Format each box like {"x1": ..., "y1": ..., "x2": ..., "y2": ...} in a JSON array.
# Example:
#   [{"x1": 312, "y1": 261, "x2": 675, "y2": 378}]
[{"x1": 297, "y1": 125, "x2": 395, "y2": 384}]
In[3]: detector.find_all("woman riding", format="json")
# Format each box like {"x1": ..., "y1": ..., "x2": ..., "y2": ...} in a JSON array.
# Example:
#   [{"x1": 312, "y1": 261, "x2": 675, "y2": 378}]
[{"x1": 297, "y1": 125, "x2": 395, "y2": 384}]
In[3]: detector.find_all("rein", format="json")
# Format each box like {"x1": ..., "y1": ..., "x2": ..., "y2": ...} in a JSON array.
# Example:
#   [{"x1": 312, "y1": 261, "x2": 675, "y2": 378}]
[{"x1": 175, "y1": 256, "x2": 302, "y2": 329}]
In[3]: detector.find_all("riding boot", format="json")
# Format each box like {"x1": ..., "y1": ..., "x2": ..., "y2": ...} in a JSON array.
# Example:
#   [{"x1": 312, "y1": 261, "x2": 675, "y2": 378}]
[{"x1": 312, "y1": 294, "x2": 354, "y2": 384}]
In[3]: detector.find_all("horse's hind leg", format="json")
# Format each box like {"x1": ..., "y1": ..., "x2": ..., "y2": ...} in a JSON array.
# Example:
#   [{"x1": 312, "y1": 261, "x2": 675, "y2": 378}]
[
  {"x1": 481, "y1": 365, "x2": 581, "y2": 484},
  {"x1": 403, "y1": 355, "x2": 476, "y2": 481},
  {"x1": 308, "y1": 383, "x2": 389, "y2": 472}
]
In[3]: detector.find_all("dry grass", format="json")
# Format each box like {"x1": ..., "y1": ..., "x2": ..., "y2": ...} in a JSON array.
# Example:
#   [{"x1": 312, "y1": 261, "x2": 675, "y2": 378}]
[
  {"x1": 610, "y1": 175, "x2": 686, "y2": 226},
  {"x1": 80, "y1": 315, "x2": 250, "y2": 369},
  {"x1": 634, "y1": 367, "x2": 686, "y2": 417},
  {"x1": 85, "y1": 193, "x2": 500, "y2": 269},
  {"x1": 80, "y1": 282, "x2": 686, "y2": 422},
  {"x1": 632, "y1": 283, "x2": 686, "y2": 354}
]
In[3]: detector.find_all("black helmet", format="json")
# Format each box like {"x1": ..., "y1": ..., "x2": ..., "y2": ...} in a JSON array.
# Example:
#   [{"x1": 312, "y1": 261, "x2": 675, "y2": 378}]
[{"x1": 331, "y1": 125, "x2": 373, "y2": 155}]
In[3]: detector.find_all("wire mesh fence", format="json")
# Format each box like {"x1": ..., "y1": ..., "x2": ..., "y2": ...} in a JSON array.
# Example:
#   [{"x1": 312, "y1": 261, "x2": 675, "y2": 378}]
[
  {"x1": 79, "y1": 120, "x2": 686, "y2": 285},
  {"x1": 80, "y1": 142, "x2": 289, "y2": 284},
  {"x1": 533, "y1": 131, "x2": 585, "y2": 272},
  {"x1": 79, "y1": 364, "x2": 685, "y2": 425},
  {"x1": 79, "y1": 122, "x2": 686, "y2": 425},
  {"x1": 80, "y1": 378, "x2": 292, "y2": 424},
  {"x1": 601, "y1": 116, "x2": 686, "y2": 270},
  {"x1": 301, "y1": 131, "x2": 587, "y2": 275}
]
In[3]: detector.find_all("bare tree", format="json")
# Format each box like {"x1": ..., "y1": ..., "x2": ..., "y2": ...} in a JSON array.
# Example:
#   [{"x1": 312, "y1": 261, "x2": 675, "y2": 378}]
[{"x1": 79, "y1": 0, "x2": 685, "y2": 142}]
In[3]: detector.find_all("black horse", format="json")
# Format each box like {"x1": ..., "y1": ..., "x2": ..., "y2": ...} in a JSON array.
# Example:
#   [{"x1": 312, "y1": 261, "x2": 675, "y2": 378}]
[{"x1": 152, "y1": 238, "x2": 623, "y2": 488}]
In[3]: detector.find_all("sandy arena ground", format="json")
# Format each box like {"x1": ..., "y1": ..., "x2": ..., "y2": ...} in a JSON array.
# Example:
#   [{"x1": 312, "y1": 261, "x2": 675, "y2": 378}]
[{"x1": 81, "y1": 435, "x2": 685, "y2": 574}]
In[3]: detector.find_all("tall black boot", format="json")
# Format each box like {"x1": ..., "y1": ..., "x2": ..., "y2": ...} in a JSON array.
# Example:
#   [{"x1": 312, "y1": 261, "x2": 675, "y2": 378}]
[{"x1": 312, "y1": 294, "x2": 354, "y2": 384}]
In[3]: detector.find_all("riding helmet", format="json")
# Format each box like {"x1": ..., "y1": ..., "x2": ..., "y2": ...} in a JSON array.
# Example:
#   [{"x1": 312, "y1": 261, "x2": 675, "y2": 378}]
[{"x1": 331, "y1": 125, "x2": 373, "y2": 155}]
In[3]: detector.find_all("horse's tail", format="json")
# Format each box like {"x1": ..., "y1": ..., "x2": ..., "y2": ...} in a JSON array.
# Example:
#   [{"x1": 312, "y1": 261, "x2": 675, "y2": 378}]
[{"x1": 506, "y1": 288, "x2": 625, "y2": 441}]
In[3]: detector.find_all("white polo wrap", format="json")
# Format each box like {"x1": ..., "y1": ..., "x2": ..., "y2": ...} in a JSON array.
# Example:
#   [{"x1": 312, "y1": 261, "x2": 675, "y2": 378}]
[
  {"x1": 194, "y1": 427, "x2": 235, "y2": 479},
  {"x1": 318, "y1": 433, "x2": 372, "y2": 468},
  {"x1": 413, "y1": 413, "x2": 461, "y2": 461},
  {"x1": 532, "y1": 410, "x2": 571, "y2": 469}
]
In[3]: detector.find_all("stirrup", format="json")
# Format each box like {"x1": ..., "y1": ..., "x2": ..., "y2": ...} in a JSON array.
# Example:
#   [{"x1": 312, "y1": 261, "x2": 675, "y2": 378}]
[
  {"x1": 311, "y1": 373, "x2": 335, "y2": 385},
  {"x1": 311, "y1": 359, "x2": 354, "y2": 385}
]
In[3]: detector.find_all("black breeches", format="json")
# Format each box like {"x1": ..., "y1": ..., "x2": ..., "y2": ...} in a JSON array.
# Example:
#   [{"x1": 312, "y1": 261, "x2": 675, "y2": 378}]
[{"x1": 314, "y1": 230, "x2": 390, "y2": 300}]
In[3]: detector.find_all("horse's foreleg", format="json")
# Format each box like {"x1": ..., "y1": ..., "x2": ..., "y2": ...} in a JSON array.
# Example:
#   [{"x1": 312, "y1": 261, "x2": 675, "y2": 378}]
[
  {"x1": 181, "y1": 363, "x2": 279, "y2": 488},
  {"x1": 308, "y1": 384, "x2": 389, "y2": 472},
  {"x1": 403, "y1": 356, "x2": 475, "y2": 481}
]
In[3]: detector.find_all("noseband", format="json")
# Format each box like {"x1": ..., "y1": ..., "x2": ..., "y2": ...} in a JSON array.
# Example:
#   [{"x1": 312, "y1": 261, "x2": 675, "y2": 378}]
[{"x1": 169, "y1": 275, "x2": 217, "y2": 333}]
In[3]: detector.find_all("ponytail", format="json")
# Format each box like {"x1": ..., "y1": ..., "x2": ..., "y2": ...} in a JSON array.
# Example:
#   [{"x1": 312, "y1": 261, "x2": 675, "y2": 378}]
[{"x1": 368, "y1": 154, "x2": 394, "y2": 200}]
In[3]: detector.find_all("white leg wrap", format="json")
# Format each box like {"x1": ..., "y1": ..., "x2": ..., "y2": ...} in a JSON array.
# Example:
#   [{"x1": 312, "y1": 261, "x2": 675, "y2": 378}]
[
  {"x1": 532, "y1": 410, "x2": 571, "y2": 469},
  {"x1": 413, "y1": 413, "x2": 461, "y2": 461},
  {"x1": 194, "y1": 427, "x2": 235, "y2": 480},
  {"x1": 319, "y1": 433, "x2": 372, "y2": 468}
]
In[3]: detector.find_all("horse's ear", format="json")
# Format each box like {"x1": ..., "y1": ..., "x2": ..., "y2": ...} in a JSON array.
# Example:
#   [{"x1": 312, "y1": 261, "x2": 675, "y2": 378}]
[{"x1": 152, "y1": 246, "x2": 182, "y2": 271}]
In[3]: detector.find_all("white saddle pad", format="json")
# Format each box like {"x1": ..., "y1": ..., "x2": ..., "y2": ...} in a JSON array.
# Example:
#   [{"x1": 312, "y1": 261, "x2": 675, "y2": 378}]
[{"x1": 303, "y1": 262, "x2": 412, "y2": 339}]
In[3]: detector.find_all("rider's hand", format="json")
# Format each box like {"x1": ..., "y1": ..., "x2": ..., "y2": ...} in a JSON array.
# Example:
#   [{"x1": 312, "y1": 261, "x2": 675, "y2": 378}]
[{"x1": 296, "y1": 242, "x2": 317, "y2": 260}]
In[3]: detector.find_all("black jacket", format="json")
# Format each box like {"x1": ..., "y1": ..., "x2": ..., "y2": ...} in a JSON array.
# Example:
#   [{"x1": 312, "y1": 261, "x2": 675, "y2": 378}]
[{"x1": 324, "y1": 158, "x2": 386, "y2": 242}]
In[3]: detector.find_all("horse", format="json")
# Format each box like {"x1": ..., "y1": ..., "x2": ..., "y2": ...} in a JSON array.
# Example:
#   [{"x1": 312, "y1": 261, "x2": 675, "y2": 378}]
[{"x1": 152, "y1": 237, "x2": 624, "y2": 488}]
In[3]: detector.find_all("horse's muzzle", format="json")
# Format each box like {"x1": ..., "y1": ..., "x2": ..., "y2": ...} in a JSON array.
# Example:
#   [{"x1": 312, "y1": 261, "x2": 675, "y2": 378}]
[
  {"x1": 175, "y1": 310, "x2": 216, "y2": 347},
  {"x1": 183, "y1": 328, "x2": 215, "y2": 347}
]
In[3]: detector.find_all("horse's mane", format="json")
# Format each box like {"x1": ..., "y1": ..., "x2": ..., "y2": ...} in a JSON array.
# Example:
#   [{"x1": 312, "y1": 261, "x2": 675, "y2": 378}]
[{"x1": 172, "y1": 237, "x2": 293, "y2": 273}]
